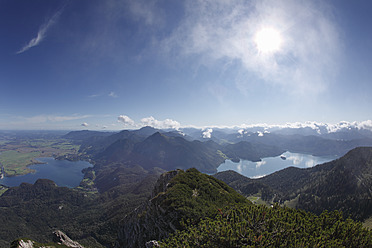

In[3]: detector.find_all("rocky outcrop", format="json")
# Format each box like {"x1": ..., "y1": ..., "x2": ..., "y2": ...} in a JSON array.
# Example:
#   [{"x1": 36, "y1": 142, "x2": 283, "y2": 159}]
[
  {"x1": 10, "y1": 230, "x2": 84, "y2": 248},
  {"x1": 13, "y1": 240, "x2": 34, "y2": 248},
  {"x1": 53, "y1": 230, "x2": 84, "y2": 248},
  {"x1": 0, "y1": 164, "x2": 5, "y2": 179},
  {"x1": 115, "y1": 170, "x2": 182, "y2": 248}
]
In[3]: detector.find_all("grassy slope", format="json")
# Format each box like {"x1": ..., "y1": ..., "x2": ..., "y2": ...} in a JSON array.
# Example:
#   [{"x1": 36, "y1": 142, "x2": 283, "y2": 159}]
[{"x1": 0, "y1": 150, "x2": 42, "y2": 175}]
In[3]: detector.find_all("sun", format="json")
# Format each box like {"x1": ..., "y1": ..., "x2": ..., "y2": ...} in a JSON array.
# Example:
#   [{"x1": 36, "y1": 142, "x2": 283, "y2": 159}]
[{"x1": 254, "y1": 28, "x2": 282, "y2": 54}]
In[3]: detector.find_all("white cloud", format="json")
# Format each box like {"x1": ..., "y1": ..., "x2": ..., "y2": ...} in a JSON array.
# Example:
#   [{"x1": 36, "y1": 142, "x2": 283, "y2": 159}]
[
  {"x1": 16, "y1": 9, "x2": 63, "y2": 54},
  {"x1": 163, "y1": 0, "x2": 341, "y2": 95},
  {"x1": 81, "y1": 122, "x2": 89, "y2": 127},
  {"x1": 357, "y1": 120, "x2": 372, "y2": 131},
  {"x1": 257, "y1": 131, "x2": 264, "y2": 137},
  {"x1": 108, "y1": 92, "x2": 118, "y2": 98},
  {"x1": 117, "y1": 115, "x2": 181, "y2": 129},
  {"x1": 202, "y1": 128, "x2": 213, "y2": 139},
  {"x1": 117, "y1": 115, "x2": 135, "y2": 126},
  {"x1": 140, "y1": 116, "x2": 181, "y2": 130}
]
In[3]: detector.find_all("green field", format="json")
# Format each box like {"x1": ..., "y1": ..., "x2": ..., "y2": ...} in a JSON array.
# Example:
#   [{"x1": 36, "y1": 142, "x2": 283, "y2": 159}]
[
  {"x1": 363, "y1": 216, "x2": 372, "y2": 229},
  {"x1": 0, "y1": 185, "x2": 8, "y2": 196},
  {"x1": 0, "y1": 136, "x2": 81, "y2": 177},
  {"x1": 24, "y1": 139, "x2": 80, "y2": 150},
  {"x1": 0, "y1": 150, "x2": 42, "y2": 176},
  {"x1": 247, "y1": 194, "x2": 269, "y2": 205}
]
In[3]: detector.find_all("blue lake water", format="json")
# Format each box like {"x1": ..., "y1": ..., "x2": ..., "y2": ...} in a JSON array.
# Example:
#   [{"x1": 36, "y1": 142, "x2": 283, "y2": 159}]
[
  {"x1": 217, "y1": 152, "x2": 338, "y2": 178},
  {"x1": 0, "y1": 157, "x2": 92, "y2": 188}
]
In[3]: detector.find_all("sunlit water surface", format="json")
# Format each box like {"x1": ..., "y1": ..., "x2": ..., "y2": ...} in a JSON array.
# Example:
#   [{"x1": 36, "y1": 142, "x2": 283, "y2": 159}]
[{"x1": 217, "y1": 152, "x2": 338, "y2": 178}]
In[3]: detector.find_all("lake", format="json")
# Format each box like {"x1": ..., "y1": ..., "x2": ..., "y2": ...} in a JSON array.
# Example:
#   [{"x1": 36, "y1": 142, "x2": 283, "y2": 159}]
[
  {"x1": 0, "y1": 157, "x2": 92, "y2": 188},
  {"x1": 217, "y1": 151, "x2": 338, "y2": 178}
]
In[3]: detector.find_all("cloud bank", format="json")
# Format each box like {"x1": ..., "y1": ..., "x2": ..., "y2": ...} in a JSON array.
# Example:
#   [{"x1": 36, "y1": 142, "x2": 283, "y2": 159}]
[
  {"x1": 140, "y1": 116, "x2": 181, "y2": 130},
  {"x1": 16, "y1": 9, "x2": 62, "y2": 54},
  {"x1": 116, "y1": 115, "x2": 372, "y2": 134},
  {"x1": 237, "y1": 120, "x2": 372, "y2": 134},
  {"x1": 163, "y1": 0, "x2": 341, "y2": 95}
]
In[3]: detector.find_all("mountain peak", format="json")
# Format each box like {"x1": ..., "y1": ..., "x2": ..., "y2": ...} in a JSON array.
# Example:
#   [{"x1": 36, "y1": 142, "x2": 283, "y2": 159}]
[
  {"x1": 145, "y1": 132, "x2": 169, "y2": 143},
  {"x1": 134, "y1": 126, "x2": 160, "y2": 136}
]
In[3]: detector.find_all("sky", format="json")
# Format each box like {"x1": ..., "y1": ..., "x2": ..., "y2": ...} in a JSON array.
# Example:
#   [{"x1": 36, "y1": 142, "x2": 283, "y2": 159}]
[{"x1": 0, "y1": 0, "x2": 371, "y2": 130}]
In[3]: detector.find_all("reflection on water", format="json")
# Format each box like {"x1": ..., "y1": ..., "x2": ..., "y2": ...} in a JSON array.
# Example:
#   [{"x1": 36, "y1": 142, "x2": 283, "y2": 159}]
[
  {"x1": 256, "y1": 161, "x2": 266, "y2": 168},
  {"x1": 217, "y1": 151, "x2": 337, "y2": 178}
]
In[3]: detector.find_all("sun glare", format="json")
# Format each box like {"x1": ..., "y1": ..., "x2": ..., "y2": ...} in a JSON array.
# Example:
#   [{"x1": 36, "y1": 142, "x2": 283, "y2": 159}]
[{"x1": 254, "y1": 28, "x2": 282, "y2": 54}]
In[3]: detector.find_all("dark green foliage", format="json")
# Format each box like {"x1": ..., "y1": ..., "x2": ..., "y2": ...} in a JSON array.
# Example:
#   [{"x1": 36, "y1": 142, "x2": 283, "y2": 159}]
[
  {"x1": 162, "y1": 168, "x2": 248, "y2": 224},
  {"x1": 162, "y1": 204, "x2": 372, "y2": 247},
  {"x1": 0, "y1": 165, "x2": 161, "y2": 247},
  {"x1": 116, "y1": 168, "x2": 250, "y2": 247},
  {"x1": 214, "y1": 170, "x2": 279, "y2": 202}
]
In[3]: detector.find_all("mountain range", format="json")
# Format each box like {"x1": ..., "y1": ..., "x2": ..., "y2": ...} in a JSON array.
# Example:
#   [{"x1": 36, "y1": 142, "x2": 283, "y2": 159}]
[
  {"x1": 64, "y1": 125, "x2": 372, "y2": 173},
  {"x1": 120, "y1": 167, "x2": 372, "y2": 248},
  {"x1": 2, "y1": 126, "x2": 372, "y2": 247}
]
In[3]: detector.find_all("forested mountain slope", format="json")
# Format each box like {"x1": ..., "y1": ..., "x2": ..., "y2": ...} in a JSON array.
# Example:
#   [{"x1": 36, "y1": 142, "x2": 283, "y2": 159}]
[
  {"x1": 115, "y1": 168, "x2": 372, "y2": 248},
  {"x1": 215, "y1": 147, "x2": 372, "y2": 221}
]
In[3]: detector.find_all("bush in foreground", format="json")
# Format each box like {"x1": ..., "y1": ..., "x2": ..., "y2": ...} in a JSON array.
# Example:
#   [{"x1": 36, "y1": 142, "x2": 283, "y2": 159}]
[{"x1": 162, "y1": 204, "x2": 372, "y2": 247}]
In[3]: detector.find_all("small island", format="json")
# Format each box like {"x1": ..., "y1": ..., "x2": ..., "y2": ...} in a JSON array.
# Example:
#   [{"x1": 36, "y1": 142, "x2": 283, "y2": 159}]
[{"x1": 230, "y1": 157, "x2": 241, "y2": 163}]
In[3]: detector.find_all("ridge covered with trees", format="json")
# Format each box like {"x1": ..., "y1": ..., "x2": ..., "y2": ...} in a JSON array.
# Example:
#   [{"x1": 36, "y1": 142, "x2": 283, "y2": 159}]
[{"x1": 114, "y1": 168, "x2": 372, "y2": 247}]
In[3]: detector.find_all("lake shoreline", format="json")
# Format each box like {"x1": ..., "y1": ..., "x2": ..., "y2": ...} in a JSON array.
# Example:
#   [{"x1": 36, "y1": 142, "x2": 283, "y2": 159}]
[
  {"x1": 0, "y1": 157, "x2": 93, "y2": 188},
  {"x1": 217, "y1": 152, "x2": 338, "y2": 179}
]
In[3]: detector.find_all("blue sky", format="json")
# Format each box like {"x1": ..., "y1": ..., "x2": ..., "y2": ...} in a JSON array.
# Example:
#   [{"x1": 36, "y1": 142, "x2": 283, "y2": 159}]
[{"x1": 0, "y1": 0, "x2": 371, "y2": 130}]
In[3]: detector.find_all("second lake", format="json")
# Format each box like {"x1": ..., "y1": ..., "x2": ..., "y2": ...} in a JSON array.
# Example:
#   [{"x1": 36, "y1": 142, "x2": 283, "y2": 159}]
[{"x1": 217, "y1": 151, "x2": 338, "y2": 178}]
